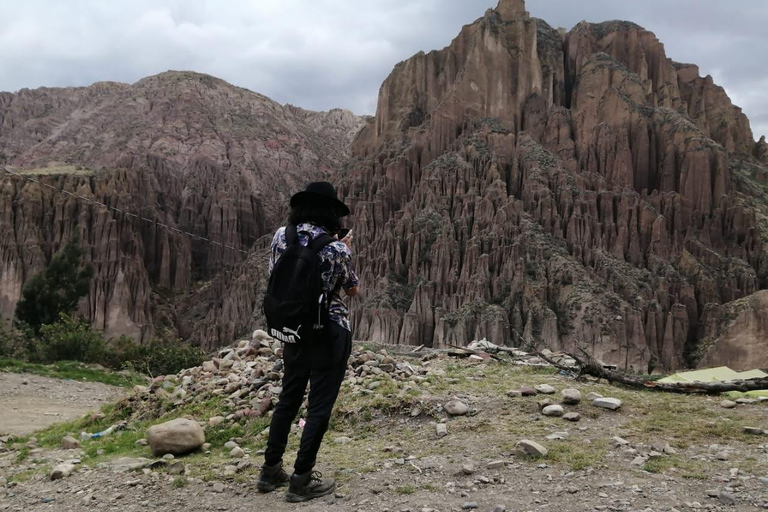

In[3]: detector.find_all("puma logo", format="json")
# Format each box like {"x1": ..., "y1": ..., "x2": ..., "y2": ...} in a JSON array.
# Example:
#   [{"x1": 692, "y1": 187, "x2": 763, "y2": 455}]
[{"x1": 283, "y1": 326, "x2": 302, "y2": 339}]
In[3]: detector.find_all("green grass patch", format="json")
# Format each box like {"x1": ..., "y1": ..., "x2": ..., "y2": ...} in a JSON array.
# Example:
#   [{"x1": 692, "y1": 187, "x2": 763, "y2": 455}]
[
  {"x1": 395, "y1": 485, "x2": 416, "y2": 495},
  {"x1": 548, "y1": 440, "x2": 609, "y2": 470},
  {"x1": 643, "y1": 455, "x2": 708, "y2": 480},
  {"x1": 0, "y1": 359, "x2": 146, "y2": 388}
]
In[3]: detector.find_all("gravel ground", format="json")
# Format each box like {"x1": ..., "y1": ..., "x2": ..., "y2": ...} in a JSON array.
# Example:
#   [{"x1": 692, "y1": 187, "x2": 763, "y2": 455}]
[{"x1": 0, "y1": 373, "x2": 124, "y2": 435}]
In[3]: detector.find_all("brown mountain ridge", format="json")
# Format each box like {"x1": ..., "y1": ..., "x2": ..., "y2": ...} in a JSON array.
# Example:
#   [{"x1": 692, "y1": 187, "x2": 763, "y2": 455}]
[
  {"x1": 342, "y1": 0, "x2": 768, "y2": 371},
  {"x1": 2, "y1": 0, "x2": 767, "y2": 371}
]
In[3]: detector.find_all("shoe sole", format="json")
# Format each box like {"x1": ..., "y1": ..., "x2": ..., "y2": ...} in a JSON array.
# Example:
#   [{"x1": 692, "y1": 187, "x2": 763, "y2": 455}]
[
  {"x1": 257, "y1": 481, "x2": 288, "y2": 493},
  {"x1": 285, "y1": 483, "x2": 336, "y2": 503}
]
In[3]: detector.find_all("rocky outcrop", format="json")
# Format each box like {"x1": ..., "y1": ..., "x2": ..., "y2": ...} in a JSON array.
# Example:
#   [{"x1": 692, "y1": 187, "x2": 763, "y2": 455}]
[
  {"x1": 343, "y1": 0, "x2": 766, "y2": 371},
  {"x1": 0, "y1": 71, "x2": 365, "y2": 343},
  {"x1": 698, "y1": 291, "x2": 768, "y2": 371}
]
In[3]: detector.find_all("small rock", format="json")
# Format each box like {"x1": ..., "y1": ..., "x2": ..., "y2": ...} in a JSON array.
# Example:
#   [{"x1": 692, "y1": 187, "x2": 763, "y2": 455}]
[
  {"x1": 593, "y1": 398, "x2": 623, "y2": 410},
  {"x1": 719, "y1": 493, "x2": 737, "y2": 506},
  {"x1": 230, "y1": 447, "x2": 245, "y2": 458},
  {"x1": 167, "y1": 462, "x2": 185, "y2": 475},
  {"x1": 520, "y1": 386, "x2": 537, "y2": 397},
  {"x1": 612, "y1": 437, "x2": 631, "y2": 446},
  {"x1": 334, "y1": 437, "x2": 353, "y2": 444},
  {"x1": 224, "y1": 440, "x2": 239, "y2": 450},
  {"x1": 461, "y1": 502, "x2": 478, "y2": 510},
  {"x1": 720, "y1": 400, "x2": 737, "y2": 409},
  {"x1": 487, "y1": 460, "x2": 505, "y2": 470},
  {"x1": 515, "y1": 440, "x2": 548, "y2": 458},
  {"x1": 744, "y1": 426, "x2": 766, "y2": 436},
  {"x1": 436, "y1": 423, "x2": 448, "y2": 438},
  {"x1": 563, "y1": 412, "x2": 581, "y2": 422},
  {"x1": 506, "y1": 390, "x2": 522, "y2": 398},
  {"x1": 586, "y1": 392, "x2": 603, "y2": 401},
  {"x1": 445, "y1": 400, "x2": 469, "y2": 416},
  {"x1": 492, "y1": 507, "x2": 506, "y2": 512},
  {"x1": 135, "y1": 439, "x2": 149, "y2": 446},
  {"x1": 202, "y1": 443, "x2": 211, "y2": 451},
  {"x1": 208, "y1": 416, "x2": 225, "y2": 427},
  {"x1": 561, "y1": 389, "x2": 582, "y2": 405},
  {"x1": 202, "y1": 361, "x2": 217, "y2": 372},
  {"x1": 61, "y1": 436, "x2": 81, "y2": 450},
  {"x1": 21, "y1": 379, "x2": 29, "y2": 385},
  {"x1": 163, "y1": 453, "x2": 175, "y2": 460},
  {"x1": 461, "y1": 464, "x2": 475, "y2": 475},
  {"x1": 542, "y1": 405, "x2": 565, "y2": 417},
  {"x1": 212, "y1": 482, "x2": 225, "y2": 493},
  {"x1": 535, "y1": 384, "x2": 556, "y2": 395},
  {"x1": 50, "y1": 463, "x2": 76, "y2": 481}
]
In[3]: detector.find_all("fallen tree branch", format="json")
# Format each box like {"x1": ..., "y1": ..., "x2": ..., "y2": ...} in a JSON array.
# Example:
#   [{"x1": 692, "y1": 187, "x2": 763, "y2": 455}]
[{"x1": 570, "y1": 341, "x2": 768, "y2": 395}]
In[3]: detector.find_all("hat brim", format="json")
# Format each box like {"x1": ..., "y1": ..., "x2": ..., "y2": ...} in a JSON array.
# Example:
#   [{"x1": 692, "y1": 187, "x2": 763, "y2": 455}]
[{"x1": 290, "y1": 191, "x2": 351, "y2": 217}]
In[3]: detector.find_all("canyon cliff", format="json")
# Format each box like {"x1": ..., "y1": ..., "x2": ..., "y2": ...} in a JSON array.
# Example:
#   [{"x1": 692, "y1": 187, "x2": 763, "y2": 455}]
[
  {"x1": 0, "y1": 71, "x2": 365, "y2": 347},
  {"x1": 2, "y1": 1, "x2": 766, "y2": 371},
  {"x1": 343, "y1": 0, "x2": 768, "y2": 371}
]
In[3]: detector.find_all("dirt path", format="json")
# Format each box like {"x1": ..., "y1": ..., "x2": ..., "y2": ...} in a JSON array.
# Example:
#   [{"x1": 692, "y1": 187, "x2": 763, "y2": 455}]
[{"x1": 0, "y1": 373, "x2": 124, "y2": 436}]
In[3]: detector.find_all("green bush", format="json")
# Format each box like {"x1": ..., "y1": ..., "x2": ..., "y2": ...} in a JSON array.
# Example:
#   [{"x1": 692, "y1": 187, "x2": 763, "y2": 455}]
[
  {"x1": 0, "y1": 318, "x2": 29, "y2": 359},
  {"x1": 15, "y1": 239, "x2": 94, "y2": 332},
  {"x1": 38, "y1": 315, "x2": 107, "y2": 364},
  {"x1": 109, "y1": 337, "x2": 206, "y2": 377},
  {"x1": 5, "y1": 315, "x2": 205, "y2": 377}
]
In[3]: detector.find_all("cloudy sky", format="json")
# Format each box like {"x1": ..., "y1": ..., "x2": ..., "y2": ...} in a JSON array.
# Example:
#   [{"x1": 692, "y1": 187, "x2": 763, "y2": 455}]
[{"x1": 1, "y1": 0, "x2": 766, "y2": 138}]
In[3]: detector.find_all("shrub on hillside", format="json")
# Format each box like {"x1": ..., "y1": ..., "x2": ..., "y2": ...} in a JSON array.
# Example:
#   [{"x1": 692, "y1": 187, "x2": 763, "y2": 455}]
[
  {"x1": 0, "y1": 319, "x2": 30, "y2": 359},
  {"x1": 38, "y1": 315, "x2": 108, "y2": 364},
  {"x1": 6, "y1": 315, "x2": 205, "y2": 377},
  {"x1": 15, "y1": 239, "x2": 94, "y2": 332}
]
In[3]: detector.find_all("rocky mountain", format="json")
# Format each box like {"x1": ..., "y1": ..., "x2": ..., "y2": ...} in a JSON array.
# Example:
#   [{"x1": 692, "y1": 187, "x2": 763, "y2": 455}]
[
  {"x1": 0, "y1": 71, "x2": 365, "y2": 345},
  {"x1": 342, "y1": 0, "x2": 768, "y2": 371}
]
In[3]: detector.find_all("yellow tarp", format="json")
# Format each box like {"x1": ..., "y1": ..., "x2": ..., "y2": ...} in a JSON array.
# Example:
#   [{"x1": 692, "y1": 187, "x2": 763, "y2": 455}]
[{"x1": 657, "y1": 366, "x2": 767, "y2": 384}]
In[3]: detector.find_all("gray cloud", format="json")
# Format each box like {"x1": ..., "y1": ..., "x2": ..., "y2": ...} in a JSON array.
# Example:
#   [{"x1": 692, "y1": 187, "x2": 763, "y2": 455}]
[{"x1": 0, "y1": 0, "x2": 765, "y2": 138}]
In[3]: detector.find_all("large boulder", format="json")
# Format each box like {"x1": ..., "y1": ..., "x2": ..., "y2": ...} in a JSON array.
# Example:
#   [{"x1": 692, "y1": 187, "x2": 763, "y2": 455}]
[{"x1": 146, "y1": 418, "x2": 205, "y2": 457}]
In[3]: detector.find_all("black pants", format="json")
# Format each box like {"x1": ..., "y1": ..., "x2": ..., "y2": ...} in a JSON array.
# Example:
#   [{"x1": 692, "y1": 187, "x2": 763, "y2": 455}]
[{"x1": 264, "y1": 322, "x2": 352, "y2": 475}]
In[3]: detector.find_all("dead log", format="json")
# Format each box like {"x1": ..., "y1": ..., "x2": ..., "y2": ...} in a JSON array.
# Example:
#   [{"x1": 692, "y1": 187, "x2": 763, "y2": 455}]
[{"x1": 570, "y1": 346, "x2": 768, "y2": 395}]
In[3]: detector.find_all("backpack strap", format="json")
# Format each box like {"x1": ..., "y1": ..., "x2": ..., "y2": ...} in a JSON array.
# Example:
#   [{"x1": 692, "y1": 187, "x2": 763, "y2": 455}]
[
  {"x1": 285, "y1": 225, "x2": 299, "y2": 246},
  {"x1": 309, "y1": 234, "x2": 336, "y2": 254}
]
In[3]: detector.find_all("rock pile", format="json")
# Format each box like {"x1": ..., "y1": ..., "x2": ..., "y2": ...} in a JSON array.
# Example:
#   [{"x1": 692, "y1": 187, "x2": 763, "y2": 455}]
[{"x1": 131, "y1": 330, "x2": 430, "y2": 427}]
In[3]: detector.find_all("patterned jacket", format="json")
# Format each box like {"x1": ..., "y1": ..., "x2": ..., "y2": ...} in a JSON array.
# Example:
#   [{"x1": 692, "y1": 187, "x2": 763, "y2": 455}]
[{"x1": 269, "y1": 223, "x2": 359, "y2": 331}]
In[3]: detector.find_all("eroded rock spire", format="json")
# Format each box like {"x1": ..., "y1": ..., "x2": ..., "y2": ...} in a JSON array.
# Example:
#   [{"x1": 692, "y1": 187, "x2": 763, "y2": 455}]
[{"x1": 496, "y1": 0, "x2": 528, "y2": 21}]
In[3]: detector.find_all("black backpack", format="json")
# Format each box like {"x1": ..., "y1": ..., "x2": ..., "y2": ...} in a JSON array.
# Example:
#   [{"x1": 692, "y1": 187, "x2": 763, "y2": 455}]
[{"x1": 263, "y1": 225, "x2": 335, "y2": 346}]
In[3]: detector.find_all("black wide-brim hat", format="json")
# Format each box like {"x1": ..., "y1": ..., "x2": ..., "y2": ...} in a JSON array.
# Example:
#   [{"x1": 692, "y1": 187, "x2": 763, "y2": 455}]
[{"x1": 290, "y1": 182, "x2": 351, "y2": 217}]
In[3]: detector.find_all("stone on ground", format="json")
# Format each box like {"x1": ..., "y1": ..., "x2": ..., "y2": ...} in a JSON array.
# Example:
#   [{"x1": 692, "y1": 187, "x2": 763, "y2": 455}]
[
  {"x1": 563, "y1": 412, "x2": 581, "y2": 422},
  {"x1": 50, "y1": 463, "x2": 76, "y2": 481},
  {"x1": 593, "y1": 397, "x2": 622, "y2": 410},
  {"x1": 586, "y1": 392, "x2": 603, "y2": 401},
  {"x1": 445, "y1": 400, "x2": 469, "y2": 416},
  {"x1": 61, "y1": 436, "x2": 81, "y2": 450},
  {"x1": 146, "y1": 418, "x2": 205, "y2": 457},
  {"x1": 515, "y1": 440, "x2": 548, "y2": 458},
  {"x1": 720, "y1": 400, "x2": 737, "y2": 409},
  {"x1": 535, "y1": 384, "x2": 556, "y2": 395},
  {"x1": 520, "y1": 386, "x2": 537, "y2": 396},
  {"x1": 542, "y1": 405, "x2": 565, "y2": 417},
  {"x1": 561, "y1": 388, "x2": 581, "y2": 405},
  {"x1": 436, "y1": 423, "x2": 448, "y2": 438}
]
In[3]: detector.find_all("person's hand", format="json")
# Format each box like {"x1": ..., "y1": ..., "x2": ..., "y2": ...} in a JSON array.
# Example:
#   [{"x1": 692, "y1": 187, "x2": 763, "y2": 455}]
[{"x1": 340, "y1": 232, "x2": 353, "y2": 250}]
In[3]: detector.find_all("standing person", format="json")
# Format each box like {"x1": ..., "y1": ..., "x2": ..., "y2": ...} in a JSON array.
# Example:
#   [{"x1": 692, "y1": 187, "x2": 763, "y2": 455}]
[{"x1": 257, "y1": 182, "x2": 359, "y2": 503}]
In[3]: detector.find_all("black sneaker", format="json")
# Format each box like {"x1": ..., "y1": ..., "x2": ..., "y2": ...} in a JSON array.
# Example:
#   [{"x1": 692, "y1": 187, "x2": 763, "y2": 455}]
[
  {"x1": 256, "y1": 462, "x2": 290, "y2": 493},
  {"x1": 285, "y1": 471, "x2": 336, "y2": 503}
]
